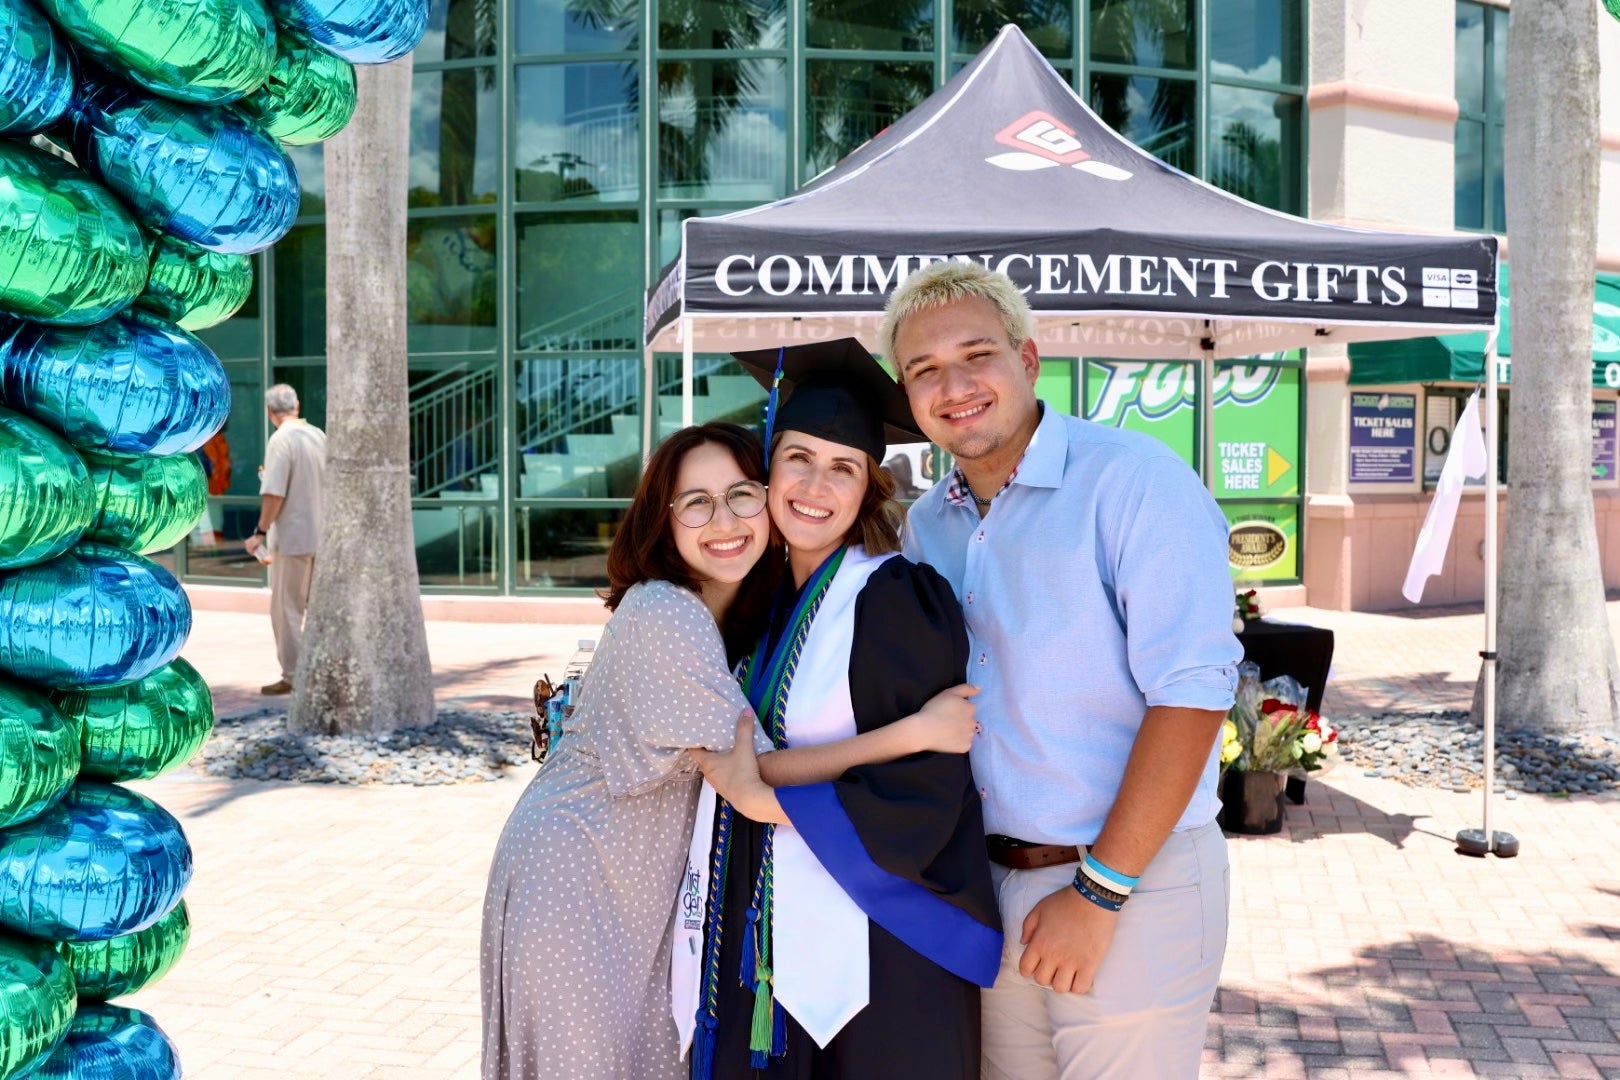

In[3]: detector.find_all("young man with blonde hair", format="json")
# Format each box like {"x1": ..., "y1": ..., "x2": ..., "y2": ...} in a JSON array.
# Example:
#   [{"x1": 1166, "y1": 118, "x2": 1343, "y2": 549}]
[{"x1": 885, "y1": 261, "x2": 1241, "y2": 1078}]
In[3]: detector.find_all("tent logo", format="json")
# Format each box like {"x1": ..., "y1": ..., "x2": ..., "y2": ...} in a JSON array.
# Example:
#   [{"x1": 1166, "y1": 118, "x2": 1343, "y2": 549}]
[{"x1": 987, "y1": 111, "x2": 1133, "y2": 181}]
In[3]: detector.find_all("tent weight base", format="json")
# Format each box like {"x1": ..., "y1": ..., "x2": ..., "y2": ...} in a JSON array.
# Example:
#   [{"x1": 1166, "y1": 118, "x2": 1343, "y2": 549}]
[{"x1": 1455, "y1": 829, "x2": 1519, "y2": 858}]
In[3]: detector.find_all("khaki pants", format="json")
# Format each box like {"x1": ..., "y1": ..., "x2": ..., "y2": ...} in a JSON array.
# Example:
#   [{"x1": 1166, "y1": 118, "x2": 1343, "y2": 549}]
[
  {"x1": 270, "y1": 553, "x2": 315, "y2": 683},
  {"x1": 982, "y1": 821, "x2": 1229, "y2": 1080}
]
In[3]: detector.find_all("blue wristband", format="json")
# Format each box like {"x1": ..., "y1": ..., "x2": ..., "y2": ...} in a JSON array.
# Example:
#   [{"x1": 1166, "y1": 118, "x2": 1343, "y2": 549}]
[
  {"x1": 1082, "y1": 853, "x2": 1139, "y2": 892},
  {"x1": 1071, "y1": 872, "x2": 1124, "y2": 913}
]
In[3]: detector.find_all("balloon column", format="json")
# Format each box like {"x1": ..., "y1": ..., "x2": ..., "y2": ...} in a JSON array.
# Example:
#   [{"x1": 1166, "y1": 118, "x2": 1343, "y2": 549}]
[{"x1": 0, "y1": 0, "x2": 423, "y2": 1074}]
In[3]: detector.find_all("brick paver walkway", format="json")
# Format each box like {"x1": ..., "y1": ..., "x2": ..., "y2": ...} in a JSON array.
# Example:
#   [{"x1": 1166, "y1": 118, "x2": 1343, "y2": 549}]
[{"x1": 117, "y1": 600, "x2": 1620, "y2": 1078}]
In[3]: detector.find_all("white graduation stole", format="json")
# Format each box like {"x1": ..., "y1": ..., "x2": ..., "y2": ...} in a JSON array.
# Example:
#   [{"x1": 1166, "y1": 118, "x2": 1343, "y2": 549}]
[{"x1": 672, "y1": 546, "x2": 887, "y2": 1052}]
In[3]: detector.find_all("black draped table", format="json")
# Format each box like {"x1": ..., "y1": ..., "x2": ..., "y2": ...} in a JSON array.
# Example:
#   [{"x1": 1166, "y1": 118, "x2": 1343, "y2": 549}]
[{"x1": 1237, "y1": 618, "x2": 1336, "y2": 803}]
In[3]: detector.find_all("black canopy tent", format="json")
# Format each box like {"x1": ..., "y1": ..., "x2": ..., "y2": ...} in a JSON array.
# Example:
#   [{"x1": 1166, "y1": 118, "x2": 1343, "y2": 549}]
[
  {"x1": 642, "y1": 24, "x2": 1497, "y2": 484},
  {"x1": 643, "y1": 23, "x2": 1513, "y2": 853}
]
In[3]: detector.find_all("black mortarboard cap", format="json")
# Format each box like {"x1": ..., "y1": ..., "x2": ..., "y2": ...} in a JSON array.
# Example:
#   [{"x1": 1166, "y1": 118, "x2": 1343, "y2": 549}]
[{"x1": 732, "y1": 338, "x2": 923, "y2": 463}]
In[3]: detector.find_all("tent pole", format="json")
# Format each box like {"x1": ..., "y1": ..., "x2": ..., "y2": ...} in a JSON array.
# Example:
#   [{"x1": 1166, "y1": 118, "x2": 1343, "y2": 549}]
[
  {"x1": 1201, "y1": 325, "x2": 1217, "y2": 492},
  {"x1": 681, "y1": 316, "x2": 695, "y2": 429},
  {"x1": 1483, "y1": 330, "x2": 1498, "y2": 852},
  {"x1": 642, "y1": 336, "x2": 656, "y2": 464},
  {"x1": 1458, "y1": 327, "x2": 1516, "y2": 858}
]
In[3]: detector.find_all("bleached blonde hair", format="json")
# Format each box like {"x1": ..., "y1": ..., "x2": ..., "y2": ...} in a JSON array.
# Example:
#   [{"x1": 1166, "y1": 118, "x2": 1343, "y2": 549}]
[{"x1": 880, "y1": 261, "x2": 1035, "y2": 378}]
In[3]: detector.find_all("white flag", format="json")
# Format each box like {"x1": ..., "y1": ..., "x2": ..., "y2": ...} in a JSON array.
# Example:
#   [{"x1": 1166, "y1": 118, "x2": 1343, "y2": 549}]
[{"x1": 1403, "y1": 391, "x2": 1489, "y2": 603}]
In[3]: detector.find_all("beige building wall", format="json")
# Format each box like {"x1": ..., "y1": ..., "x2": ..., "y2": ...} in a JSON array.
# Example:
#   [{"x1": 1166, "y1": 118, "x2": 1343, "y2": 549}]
[{"x1": 1301, "y1": 1, "x2": 1620, "y2": 611}]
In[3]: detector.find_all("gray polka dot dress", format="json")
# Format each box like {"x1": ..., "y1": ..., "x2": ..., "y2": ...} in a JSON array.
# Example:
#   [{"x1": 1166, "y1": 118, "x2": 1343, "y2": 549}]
[{"x1": 481, "y1": 580, "x2": 758, "y2": 1080}]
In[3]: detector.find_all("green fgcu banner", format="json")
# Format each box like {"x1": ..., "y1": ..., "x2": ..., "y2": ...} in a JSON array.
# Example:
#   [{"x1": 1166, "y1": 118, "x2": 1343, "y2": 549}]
[{"x1": 1085, "y1": 355, "x2": 1301, "y2": 579}]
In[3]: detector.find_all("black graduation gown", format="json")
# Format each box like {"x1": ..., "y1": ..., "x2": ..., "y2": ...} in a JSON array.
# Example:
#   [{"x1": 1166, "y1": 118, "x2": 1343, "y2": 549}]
[{"x1": 708, "y1": 554, "x2": 1000, "y2": 1080}]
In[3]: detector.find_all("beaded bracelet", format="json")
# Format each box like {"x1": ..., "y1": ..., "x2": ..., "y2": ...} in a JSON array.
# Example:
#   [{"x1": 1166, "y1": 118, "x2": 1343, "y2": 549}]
[{"x1": 1071, "y1": 871, "x2": 1125, "y2": 913}]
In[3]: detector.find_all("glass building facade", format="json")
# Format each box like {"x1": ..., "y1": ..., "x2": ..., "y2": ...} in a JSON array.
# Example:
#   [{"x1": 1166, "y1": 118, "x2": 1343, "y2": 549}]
[{"x1": 179, "y1": 0, "x2": 1306, "y2": 595}]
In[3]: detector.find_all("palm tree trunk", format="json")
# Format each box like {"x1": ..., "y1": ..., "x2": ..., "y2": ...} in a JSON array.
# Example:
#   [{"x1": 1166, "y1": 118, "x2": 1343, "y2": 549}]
[
  {"x1": 291, "y1": 56, "x2": 435, "y2": 735},
  {"x1": 1493, "y1": 0, "x2": 1619, "y2": 733}
]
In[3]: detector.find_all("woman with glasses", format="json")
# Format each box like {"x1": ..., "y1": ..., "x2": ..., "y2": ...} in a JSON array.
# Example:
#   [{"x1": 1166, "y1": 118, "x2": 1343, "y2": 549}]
[
  {"x1": 481, "y1": 422, "x2": 978, "y2": 1080},
  {"x1": 677, "y1": 343, "x2": 1002, "y2": 1080}
]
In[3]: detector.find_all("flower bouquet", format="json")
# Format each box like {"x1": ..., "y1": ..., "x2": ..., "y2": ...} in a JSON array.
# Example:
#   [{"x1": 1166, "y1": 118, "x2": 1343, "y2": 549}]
[{"x1": 1218, "y1": 666, "x2": 1338, "y2": 833}]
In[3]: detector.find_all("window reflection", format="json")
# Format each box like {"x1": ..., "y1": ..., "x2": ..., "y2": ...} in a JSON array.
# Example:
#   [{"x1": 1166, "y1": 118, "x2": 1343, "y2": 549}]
[
  {"x1": 407, "y1": 216, "x2": 497, "y2": 352},
  {"x1": 409, "y1": 362, "x2": 501, "y2": 498},
  {"x1": 516, "y1": 358, "x2": 641, "y2": 499},
  {"x1": 414, "y1": 503, "x2": 500, "y2": 586},
  {"x1": 1208, "y1": 0, "x2": 1299, "y2": 83},
  {"x1": 516, "y1": 211, "x2": 641, "y2": 351},
  {"x1": 515, "y1": 63, "x2": 639, "y2": 203},
  {"x1": 421, "y1": 0, "x2": 496, "y2": 61},
  {"x1": 411, "y1": 70, "x2": 498, "y2": 208},
  {"x1": 1090, "y1": 0, "x2": 1192, "y2": 68},
  {"x1": 653, "y1": 355, "x2": 766, "y2": 443},
  {"x1": 1090, "y1": 73, "x2": 1194, "y2": 172},
  {"x1": 807, "y1": 0, "x2": 933, "y2": 50},
  {"x1": 1208, "y1": 86, "x2": 1299, "y2": 213},
  {"x1": 658, "y1": 60, "x2": 788, "y2": 201},
  {"x1": 806, "y1": 61, "x2": 931, "y2": 177},
  {"x1": 273, "y1": 225, "x2": 324, "y2": 358},
  {"x1": 1454, "y1": 3, "x2": 1485, "y2": 112},
  {"x1": 287, "y1": 144, "x2": 324, "y2": 215},
  {"x1": 516, "y1": 507, "x2": 626, "y2": 590},
  {"x1": 659, "y1": 0, "x2": 785, "y2": 50},
  {"x1": 518, "y1": 0, "x2": 639, "y2": 55},
  {"x1": 953, "y1": 0, "x2": 1072, "y2": 57}
]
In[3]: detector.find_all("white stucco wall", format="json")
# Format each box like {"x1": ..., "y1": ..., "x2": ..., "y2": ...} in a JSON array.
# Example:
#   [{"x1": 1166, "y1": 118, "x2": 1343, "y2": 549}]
[{"x1": 1598, "y1": 8, "x2": 1620, "y2": 260}]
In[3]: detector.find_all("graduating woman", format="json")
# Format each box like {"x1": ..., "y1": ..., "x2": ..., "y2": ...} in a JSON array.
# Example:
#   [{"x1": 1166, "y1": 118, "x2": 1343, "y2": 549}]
[
  {"x1": 481, "y1": 422, "x2": 977, "y2": 1080},
  {"x1": 679, "y1": 341, "x2": 1002, "y2": 1080}
]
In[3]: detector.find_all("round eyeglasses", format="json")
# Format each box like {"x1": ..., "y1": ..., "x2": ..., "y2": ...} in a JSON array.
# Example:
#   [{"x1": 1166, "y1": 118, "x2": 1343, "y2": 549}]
[{"x1": 671, "y1": 480, "x2": 768, "y2": 528}]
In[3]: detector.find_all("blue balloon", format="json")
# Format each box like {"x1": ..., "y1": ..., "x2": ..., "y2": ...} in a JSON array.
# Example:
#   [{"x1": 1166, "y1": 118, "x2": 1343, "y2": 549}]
[
  {"x1": 0, "y1": 310, "x2": 231, "y2": 455},
  {"x1": 67, "y1": 72, "x2": 300, "y2": 254},
  {"x1": 0, "y1": 544, "x2": 191, "y2": 689},
  {"x1": 34, "y1": 1004, "x2": 181, "y2": 1080},
  {"x1": 0, "y1": 0, "x2": 76, "y2": 136},
  {"x1": 0, "y1": 783, "x2": 192, "y2": 941},
  {"x1": 270, "y1": 0, "x2": 428, "y2": 64}
]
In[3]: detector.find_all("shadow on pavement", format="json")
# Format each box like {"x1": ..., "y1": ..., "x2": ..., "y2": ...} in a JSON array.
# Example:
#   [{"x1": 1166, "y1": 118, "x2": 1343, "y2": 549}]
[{"x1": 1209, "y1": 933, "x2": 1620, "y2": 1075}]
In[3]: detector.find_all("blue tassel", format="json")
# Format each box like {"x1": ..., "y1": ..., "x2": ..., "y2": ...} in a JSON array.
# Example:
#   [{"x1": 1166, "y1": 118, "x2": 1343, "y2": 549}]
[
  {"x1": 760, "y1": 345, "x2": 786, "y2": 470},
  {"x1": 691, "y1": 1013, "x2": 717, "y2": 1080},
  {"x1": 770, "y1": 999, "x2": 786, "y2": 1058},
  {"x1": 739, "y1": 906, "x2": 760, "y2": 990}
]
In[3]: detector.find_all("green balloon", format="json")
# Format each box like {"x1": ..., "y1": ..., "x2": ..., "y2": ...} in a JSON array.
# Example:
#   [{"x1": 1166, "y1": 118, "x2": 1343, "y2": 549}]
[
  {"x1": 80, "y1": 448, "x2": 208, "y2": 555},
  {"x1": 52, "y1": 658, "x2": 214, "y2": 782},
  {"x1": 59, "y1": 900, "x2": 189, "y2": 1000},
  {"x1": 0, "y1": 140, "x2": 149, "y2": 326},
  {"x1": 0, "y1": 406, "x2": 94, "y2": 569},
  {"x1": 0, "y1": 932, "x2": 75, "y2": 1076},
  {"x1": 238, "y1": 26, "x2": 357, "y2": 146},
  {"x1": 39, "y1": 0, "x2": 276, "y2": 106},
  {"x1": 0, "y1": 679, "x2": 80, "y2": 830},
  {"x1": 135, "y1": 234, "x2": 253, "y2": 332}
]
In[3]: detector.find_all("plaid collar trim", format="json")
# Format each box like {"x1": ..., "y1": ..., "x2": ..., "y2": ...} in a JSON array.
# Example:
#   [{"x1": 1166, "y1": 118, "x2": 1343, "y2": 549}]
[{"x1": 944, "y1": 463, "x2": 1019, "y2": 509}]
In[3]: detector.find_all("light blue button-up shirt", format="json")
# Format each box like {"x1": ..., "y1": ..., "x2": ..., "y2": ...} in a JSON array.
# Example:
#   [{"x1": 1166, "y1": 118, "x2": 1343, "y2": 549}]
[{"x1": 903, "y1": 405, "x2": 1242, "y2": 845}]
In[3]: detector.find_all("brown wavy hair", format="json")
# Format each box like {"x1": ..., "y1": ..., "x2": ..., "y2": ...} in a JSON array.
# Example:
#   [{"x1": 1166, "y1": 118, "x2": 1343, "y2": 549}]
[
  {"x1": 603, "y1": 422, "x2": 782, "y2": 660},
  {"x1": 769, "y1": 435, "x2": 903, "y2": 557}
]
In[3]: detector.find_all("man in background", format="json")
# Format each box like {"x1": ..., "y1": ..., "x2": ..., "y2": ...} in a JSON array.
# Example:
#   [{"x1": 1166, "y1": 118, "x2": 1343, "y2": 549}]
[{"x1": 243, "y1": 384, "x2": 327, "y2": 695}]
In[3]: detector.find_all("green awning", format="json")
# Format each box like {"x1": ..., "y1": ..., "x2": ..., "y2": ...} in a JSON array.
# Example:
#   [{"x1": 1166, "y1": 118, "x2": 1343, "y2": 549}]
[{"x1": 1349, "y1": 266, "x2": 1620, "y2": 388}]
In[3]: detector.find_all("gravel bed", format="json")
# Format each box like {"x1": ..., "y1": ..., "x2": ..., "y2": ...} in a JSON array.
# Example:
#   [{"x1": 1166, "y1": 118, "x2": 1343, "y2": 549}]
[
  {"x1": 191, "y1": 707, "x2": 533, "y2": 785},
  {"x1": 1336, "y1": 710, "x2": 1620, "y2": 796}
]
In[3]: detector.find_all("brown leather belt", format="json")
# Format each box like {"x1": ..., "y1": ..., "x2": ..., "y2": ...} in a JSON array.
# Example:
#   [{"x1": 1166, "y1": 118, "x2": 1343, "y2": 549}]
[{"x1": 986, "y1": 834, "x2": 1082, "y2": 870}]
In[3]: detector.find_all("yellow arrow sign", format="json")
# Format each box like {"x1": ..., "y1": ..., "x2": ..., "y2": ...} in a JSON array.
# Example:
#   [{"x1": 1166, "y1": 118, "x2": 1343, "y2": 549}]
[{"x1": 1267, "y1": 447, "x2": 1292, "y2": 486}]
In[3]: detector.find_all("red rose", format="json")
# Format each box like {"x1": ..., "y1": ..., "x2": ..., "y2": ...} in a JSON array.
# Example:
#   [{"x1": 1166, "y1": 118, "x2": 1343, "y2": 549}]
[
  {"x1": 1260, "y1": 698, "x2": 1287, "y2": 715},
  {"x1": 1305, "y1": 716, "x2": 1321, "y2": 732},
  {"x1": 1245, "y1": 589, "x2": 1258, "y2": 598}
]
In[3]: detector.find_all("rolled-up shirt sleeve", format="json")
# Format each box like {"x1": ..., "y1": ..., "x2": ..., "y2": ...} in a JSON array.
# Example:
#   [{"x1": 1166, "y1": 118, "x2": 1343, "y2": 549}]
[{"x1": 1107, "y1": 454, "x2": 1242, "y2": 711}]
